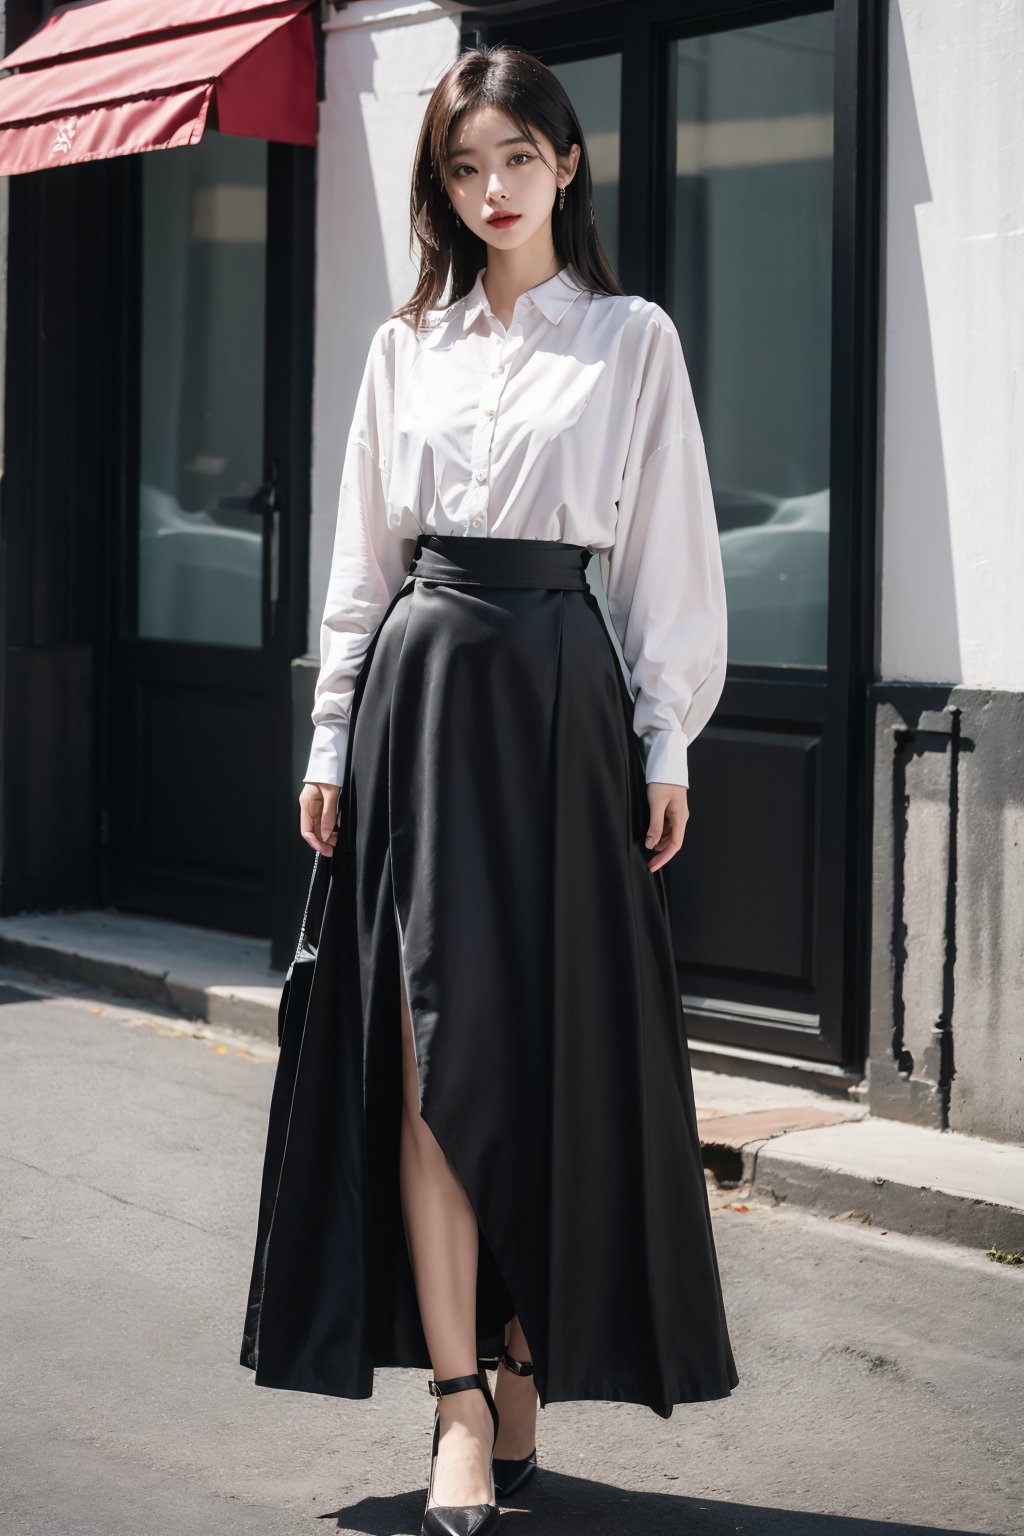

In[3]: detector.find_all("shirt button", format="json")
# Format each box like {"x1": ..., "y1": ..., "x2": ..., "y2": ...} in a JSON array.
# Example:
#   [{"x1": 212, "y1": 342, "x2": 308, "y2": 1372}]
[
  {"x1": 484, "y1": 408, "x2": 495, "y2": 418},
  {"x1": 476, "y1": 472, "x2": 487, "y2": 484},
  {"x1": 471, "y1": 517, "x2": 483, "y2": 527}
]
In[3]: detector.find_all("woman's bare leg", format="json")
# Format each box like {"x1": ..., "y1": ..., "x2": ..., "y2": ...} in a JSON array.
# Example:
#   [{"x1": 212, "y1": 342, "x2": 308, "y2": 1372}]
[
  {"x1": 398, "y1": 969, "x2": 494, "y2": 1505},
  {"x1": 493, "y1": 1314, "x2": 538, "y2": 1460}
]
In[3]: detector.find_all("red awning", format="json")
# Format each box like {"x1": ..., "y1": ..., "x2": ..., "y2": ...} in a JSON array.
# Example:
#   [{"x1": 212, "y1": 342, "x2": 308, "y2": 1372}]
[{"x1": 0, "y1": 0, "x2": 317, "y2": 176}]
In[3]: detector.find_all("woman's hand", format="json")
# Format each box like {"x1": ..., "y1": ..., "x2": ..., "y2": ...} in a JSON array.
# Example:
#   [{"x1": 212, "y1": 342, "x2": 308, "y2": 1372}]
[
  {"x1": 300, "y1": 782, "x2": 341, "y2": 856},
  {"x1": 644, "y1": 783, "x2": 689, "y2": 873}
]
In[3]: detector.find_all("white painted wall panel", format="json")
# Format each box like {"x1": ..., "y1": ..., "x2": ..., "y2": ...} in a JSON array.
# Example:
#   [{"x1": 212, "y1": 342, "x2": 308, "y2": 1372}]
[{"x1": 881, "y1": 0, "x2": 1024, "y2": 686}]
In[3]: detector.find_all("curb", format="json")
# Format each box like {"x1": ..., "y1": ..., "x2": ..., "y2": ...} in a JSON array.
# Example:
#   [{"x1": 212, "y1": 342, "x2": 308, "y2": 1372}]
[
  {"x1": 746, "y1": 1124, "x2": 1024, "y2": 1254},
  {"x1": 0, "y1": 932, "x2": 282, "y2": 1042}
]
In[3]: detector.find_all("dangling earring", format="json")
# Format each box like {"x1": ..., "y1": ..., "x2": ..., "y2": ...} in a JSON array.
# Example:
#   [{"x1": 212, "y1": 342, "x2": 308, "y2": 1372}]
[
  {"x1": 448, "y1": 199, "x2": 461, "y2": 229},
  {"x1": 558, "y1": 184, "x2": 566, "y2": 213}
]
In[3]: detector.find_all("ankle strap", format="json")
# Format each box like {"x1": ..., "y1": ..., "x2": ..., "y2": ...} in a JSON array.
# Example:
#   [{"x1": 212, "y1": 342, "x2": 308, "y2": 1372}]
[
  {"x1": 427, "y1": 1369, "x2": 486, "y2": 1398},
  {"x1": 499, "y1": 1350, "x2": 535, "y2": 1378}
]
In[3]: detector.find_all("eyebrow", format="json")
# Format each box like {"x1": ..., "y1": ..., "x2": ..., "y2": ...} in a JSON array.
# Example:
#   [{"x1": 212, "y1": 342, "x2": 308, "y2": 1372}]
[{"x1": 445, "y1": 136, "x2": 533, "y2": 164}]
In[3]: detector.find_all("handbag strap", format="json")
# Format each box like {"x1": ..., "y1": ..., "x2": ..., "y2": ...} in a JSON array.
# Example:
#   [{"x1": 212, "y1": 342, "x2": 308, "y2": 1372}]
[{"x1": 293, "y1": 851, "x2": 323, "y2": 963}]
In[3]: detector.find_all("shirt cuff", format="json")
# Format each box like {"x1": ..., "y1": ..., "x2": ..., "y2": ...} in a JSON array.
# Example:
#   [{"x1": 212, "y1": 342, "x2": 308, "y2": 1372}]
[
  {"x1": 303, "y1": 721, "x2": 350, "y2": 788},
  {"x1": 641, "y1": 729, "x2": 690, "y2": 789}
]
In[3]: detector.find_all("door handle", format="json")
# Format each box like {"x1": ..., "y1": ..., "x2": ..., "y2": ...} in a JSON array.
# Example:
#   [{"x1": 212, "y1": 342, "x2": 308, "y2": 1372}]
[
  {"x1": 269, "y1": 506, "x2": 281, "y2": 639},
  {"x1": 215, "y1": 466, "x2": 282, "y2": 639},
  {"x1": 215, "y1": 480, "x2": 277, "y2": 515},
  {"x1": 262, "y1": 463, "x2": 281, "y2": 640}
]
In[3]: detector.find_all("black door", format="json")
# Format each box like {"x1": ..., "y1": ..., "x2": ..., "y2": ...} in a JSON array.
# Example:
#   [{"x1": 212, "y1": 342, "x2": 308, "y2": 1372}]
[
  {"x1": 467, "y1": 0, "x2": 879, "y2": 1070},
  {"x1": 105, "y1": 133, "x2": 313, "y2": 936},
  {"x1": 657, "y1": 3, "x2": 878, "y2": 1070}
]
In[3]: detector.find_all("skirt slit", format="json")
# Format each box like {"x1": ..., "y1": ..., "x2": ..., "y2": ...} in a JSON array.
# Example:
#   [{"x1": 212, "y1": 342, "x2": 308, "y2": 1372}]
[{"x1": 387, "y1": 786, "x2": 526, "y2": 1368}]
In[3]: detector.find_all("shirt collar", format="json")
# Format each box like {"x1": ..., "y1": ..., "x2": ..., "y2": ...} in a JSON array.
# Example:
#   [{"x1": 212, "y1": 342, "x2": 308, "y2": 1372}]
[{"x1": 457, "y1": 264, "x2": 587, "y2": 332}]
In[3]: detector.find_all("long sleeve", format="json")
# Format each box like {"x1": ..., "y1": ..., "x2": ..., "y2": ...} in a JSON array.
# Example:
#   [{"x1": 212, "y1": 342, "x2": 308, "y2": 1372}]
[
  {"x1": 304, "y1": 333, "x2": 412, "y2": 787},
  {"x1": 604, "y1": 311, "x2": 728, "y2": 790}
]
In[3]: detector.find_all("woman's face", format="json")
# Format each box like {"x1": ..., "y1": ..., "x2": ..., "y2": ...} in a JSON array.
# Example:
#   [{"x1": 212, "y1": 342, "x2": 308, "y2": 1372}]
[{"x1": 443, "y1": 105, "x2": 579, "y2": 253}]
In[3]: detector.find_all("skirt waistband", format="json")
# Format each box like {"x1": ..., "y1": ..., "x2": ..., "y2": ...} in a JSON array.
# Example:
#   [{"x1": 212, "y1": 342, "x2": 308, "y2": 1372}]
[{"x1": 408, "y1": 533, "x2": 591, "y2": 591}]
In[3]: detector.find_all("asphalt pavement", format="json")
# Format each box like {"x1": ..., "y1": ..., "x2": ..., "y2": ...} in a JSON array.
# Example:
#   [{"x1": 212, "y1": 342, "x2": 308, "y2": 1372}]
[{"x1": 0, "y1": 966, "x2": 1020, "y2": 1536}]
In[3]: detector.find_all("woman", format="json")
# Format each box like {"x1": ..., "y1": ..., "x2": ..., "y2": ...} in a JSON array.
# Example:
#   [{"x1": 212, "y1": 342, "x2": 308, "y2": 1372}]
[{"x1": 241, "y1": 42, "x2": 737, "y2": 1536}]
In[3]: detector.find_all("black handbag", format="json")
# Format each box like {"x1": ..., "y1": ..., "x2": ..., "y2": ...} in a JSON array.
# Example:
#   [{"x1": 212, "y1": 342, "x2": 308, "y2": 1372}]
[{"x1": 240, "y1": 847, "x2": 332, "y2": 1371}]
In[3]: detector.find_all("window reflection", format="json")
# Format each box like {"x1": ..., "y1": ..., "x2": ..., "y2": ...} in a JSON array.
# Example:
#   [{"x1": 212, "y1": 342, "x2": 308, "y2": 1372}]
[
  {"x1": 672, "y1": 14, "x2": 835, "y2": 668},
  {"x1": 138, "y1": 135, "x2": 267, "y2": 648}
]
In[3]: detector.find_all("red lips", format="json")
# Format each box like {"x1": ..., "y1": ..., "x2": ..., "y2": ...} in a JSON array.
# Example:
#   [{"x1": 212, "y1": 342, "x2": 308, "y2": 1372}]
[{"x1": 489, "y1": 214, "x2": 520, "y2": 227}]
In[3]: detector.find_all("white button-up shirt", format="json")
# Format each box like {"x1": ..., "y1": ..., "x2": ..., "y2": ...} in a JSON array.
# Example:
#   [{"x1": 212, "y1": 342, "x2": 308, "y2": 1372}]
[{"x1": 305, "y1": 263, "x2": 727, "y2": 790}]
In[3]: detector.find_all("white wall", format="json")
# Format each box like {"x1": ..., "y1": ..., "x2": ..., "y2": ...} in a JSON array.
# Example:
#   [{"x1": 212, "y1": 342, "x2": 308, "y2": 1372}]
[
  {"x1": 0, "y1": 6, "x2": 7, "y2": 477},
  {"x1": 880, "y1": 0, "x2": 1024, "y2": 688},
  {"x1": 309, "y1": 2, "x2": 461, "y2": 646}
]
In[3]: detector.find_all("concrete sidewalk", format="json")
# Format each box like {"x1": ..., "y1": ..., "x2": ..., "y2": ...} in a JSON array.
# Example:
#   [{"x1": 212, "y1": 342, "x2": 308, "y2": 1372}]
[
  {"x1": 2, "y1": 907, "x2": 1023, "y2": 1256},
  {"x1": 0, "y1": 907, "x2": 282, "y2": 1036}
]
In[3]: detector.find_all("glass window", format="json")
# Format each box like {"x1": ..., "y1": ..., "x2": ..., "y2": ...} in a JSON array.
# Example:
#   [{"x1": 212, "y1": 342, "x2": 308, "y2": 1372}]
[
  {"x1": 550, "y1": 52, "x2": 621, "y2": 277},
  {"x1": 672, "y1": 13, "x2": 835, "y2": 668},
  {"x1": 138, "y1": 135, "x2": 268, "y2": 648}
]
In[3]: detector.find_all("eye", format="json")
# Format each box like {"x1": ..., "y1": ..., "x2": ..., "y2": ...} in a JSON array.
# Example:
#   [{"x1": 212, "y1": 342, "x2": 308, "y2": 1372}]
[{"x1": 452, "y1": 152, "x2": 533, "y2": 179}]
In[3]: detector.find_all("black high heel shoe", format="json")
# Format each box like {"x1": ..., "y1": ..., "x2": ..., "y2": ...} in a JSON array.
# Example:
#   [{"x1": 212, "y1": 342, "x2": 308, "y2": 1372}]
[
  {"x1": 491, "y1": 1350, "x2": 538, "y2": 1500},
  {"x1": 421, "y1": 1367, "x2": 500, "y2": 1536}
]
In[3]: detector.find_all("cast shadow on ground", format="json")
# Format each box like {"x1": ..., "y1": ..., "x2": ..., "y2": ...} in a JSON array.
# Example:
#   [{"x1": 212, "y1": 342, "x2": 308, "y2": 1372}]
[{"x1": 325, "y1": 1473, "x2": 996, "y2": 1536}]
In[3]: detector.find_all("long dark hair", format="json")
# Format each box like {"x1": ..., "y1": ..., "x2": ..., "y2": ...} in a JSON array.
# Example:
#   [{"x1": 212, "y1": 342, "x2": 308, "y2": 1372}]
[{"x1": 388, "y1": 44, "x2": 624, "y2": 332}]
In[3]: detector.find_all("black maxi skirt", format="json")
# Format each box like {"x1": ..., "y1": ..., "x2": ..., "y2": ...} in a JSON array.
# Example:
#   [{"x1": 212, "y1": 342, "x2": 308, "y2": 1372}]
[{"x1": 241, "y1": 532, "x2": 738, "y2": 1419}]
